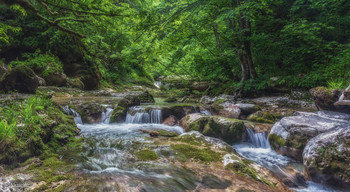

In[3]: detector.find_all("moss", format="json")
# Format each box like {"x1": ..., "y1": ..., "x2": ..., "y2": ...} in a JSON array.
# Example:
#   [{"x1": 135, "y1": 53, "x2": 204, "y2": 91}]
[
  {"x1": 173, "y1": 134, "x2": 207, "y2": 146},
  {"x1": 157, "y1": 130, "x2": 179, "y2": 137},
  {"x1": 248, "y1": 111, "x2": 275, "y2": 124},
  {"x1": 268, "y1": 134, "x2": 286, "y2": 150},
  {"x1": 164, "y1": 97, "x2": 177, "y2": 103},
  {"x1": 135, "y1": 148, "x2": 160, "y2": 161},
  {"x1": 110, "y1": 106, "x2": 127, "y2": 123},
  {"x1": 170, "y1": 144, "x2": 222, "y2": 163}
]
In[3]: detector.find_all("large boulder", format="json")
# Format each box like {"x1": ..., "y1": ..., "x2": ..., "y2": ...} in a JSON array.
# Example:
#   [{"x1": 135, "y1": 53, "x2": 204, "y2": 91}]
[
  {"x1": 163, "y1": 115, "x2": 179, "y2": 126},
  {"x1": 303, "y1": 124, "x2": 350, "y2": 189},
  {"x1": 269, "y1": 111, "x2": 349, "y2": 160},
  {"x1": 179, "y1": 114, "x2": 245, "y2": 143},
  {"x1": 210, "y1": 102, "x2": 241, "y2": 119},
  {"x1": 0, "y1": 66, "x2": 39, "y2": 94},
  {"x1": 310, "y1": 87, "x2": 342, "y2": 110},
  {"x1": 44, "y1": 72, "x2": 68, "y2": 87}
]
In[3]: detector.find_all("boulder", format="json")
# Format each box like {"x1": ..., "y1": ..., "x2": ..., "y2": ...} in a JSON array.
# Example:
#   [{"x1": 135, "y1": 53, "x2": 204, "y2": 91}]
[
  {"x1": 190, "y1": 81, "x2": 210, "y2": 91},
  {"x1": 200, "y1": 95, "x2": 235, "y2": 105},
  {"x1": 0, "y1": 66, "x2": 39, "y2": 94},
  {"x1": 179, "y1": 114, "x2": 245, "y2": 143},
  {"x1": 269, "y1": 111, "x2": 349, "y2": 160},
  {"x1": 303, "y1": 124, "x2": 350, "y2": 189},
  {"x1": 236, "y1": 103, "x2": 260, "y2": 116},
  {"x1": 110, "y1": 106, "x2": 127, "y2": 123},
  {"x1": 163, "y1": 115, "x2": 178, "y2": 126},
  {"x1": 162, "y1": 105, "x2": 198, "y2": 120},
  {"x1": 334, "y1": 85, "x2": 350, "y2": 113},
  {"x1": 136, "y1": 91, "x2": 155, "y2": 103},
  {"x1": 310, "y1": 87, "x2": 342, "y2": 110},
  {"x1": 71, "y1": 102, "x2": 106, "y2": 124},
  {"x1": 45, "y1": 72, "x2": 68, "y2": 87},
  {"x1": 118, "y1": 95, "x2": 141, "y2": 108},
  {"x1": 210, "y1": 102, "x2": 241, "y2": 119}
]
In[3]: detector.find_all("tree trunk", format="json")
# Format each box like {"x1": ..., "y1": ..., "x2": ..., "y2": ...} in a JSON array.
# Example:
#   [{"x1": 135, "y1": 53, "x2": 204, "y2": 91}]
[{"x1": 213, "y1": 21, "x2": 222, "y2": 49}]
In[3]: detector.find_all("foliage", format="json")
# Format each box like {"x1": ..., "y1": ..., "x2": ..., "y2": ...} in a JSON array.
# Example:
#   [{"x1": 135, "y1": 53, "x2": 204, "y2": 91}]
[{"x1": 9, "y1": 51, "x2": 64, "y2": 77}]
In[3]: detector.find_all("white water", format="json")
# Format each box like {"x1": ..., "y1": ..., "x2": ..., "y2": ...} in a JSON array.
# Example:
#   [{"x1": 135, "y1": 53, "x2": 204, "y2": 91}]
[
  {"x1": 233, "y1": 129, "x2": 343, "y2": 192},
  {"x1": 200, "y1": 110, "x2": 212, "y2": 116},
  {"x1": 125, "y1": 106, "x2": 162, "y2": 124}
]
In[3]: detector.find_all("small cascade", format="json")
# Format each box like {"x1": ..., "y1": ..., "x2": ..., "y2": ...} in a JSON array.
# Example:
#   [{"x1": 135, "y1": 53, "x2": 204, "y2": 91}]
[
  {"x1": 200, "y1": 110, "x2": 212, "y2": 116},
  {"x1": 154, "y1": 81, "x2": 162, "y2": 88},
  {"x1": 246, "y1": 128, "x2": 270, "y2": 148},
  {"x1": 125, "y1": 106, "x2": 162, "y2": 124},
  {"x1": 62, "y1": 106, "x2": 83, "y2": 125},
  {"x1": 101, "y1": 108, "x2": 113, "y2": 124}
]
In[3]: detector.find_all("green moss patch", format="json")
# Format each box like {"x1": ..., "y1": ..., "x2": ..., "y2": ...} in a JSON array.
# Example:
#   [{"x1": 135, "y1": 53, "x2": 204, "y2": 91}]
[
  {"x1": 268, "y1": 134, "x2": 286, "y2": 150},
  {"x1": 170, "y1": 144, "x2": 222, "y2": 163},
  {"x1": 135, "y1": 148, "x2": 160, "y2": 161}
]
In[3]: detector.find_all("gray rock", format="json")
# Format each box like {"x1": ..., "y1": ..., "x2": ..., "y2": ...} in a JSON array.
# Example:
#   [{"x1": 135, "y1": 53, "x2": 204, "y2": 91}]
[
  {"x1": 236, "y1": 103, "x2": 260, "y2": 116},
  {"x1": 268, "y1": 111, "x2": 348, "y2": 160},
  {"x1": 210, "y1": 102, "x2": 241, "y2": 119},
  {"x1": 303, "y1": 124, "x2": 350, "y2": 189}
]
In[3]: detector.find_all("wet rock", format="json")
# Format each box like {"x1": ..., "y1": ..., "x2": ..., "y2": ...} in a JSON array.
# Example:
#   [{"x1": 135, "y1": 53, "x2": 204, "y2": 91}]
[
  {"x1": 0, "y1": 66, "x2": 39, "y2": 94},
  {"x1": 71, "y1": 102, "x2": 106, "y2": 124},
  {"x1": 118, "y1": 95, "x2": 141, "y2": 108},
  {"x1": 200, "y1": 95, "x2": 235, "y2": 105},
  {"x1": 140, "y1": 129, "x2": 179, "y2": 137},
  {"x1": 236, "y1": 103, "x2": 260, "y2": 116},
  {"x1": 269, "y1": 111, "x2": 348, "y2": 160},
  {"x1": 110, "y1": 106, "x2": 127, "y2": 123},
  {"x1": 190, "y1": 81, "x2": 210, "y2": 91},
  {"x1": 244, "y1": 122, "x2": 273, "y2": 133},
  {"x1": 162, "y1": 105, "x2": 198, "y2": 120},
  {"x1": 210, "y1": 102, "x2": 241, "y2": 119},
  {"x1": 179, "y1": 114, "x2": 245, "y2": 143},
  {"x1": 248, "y1": 111, "x2": 276, "y2": 124},
  {"x1": 163, "y1": 115, "x2": 178, "y2": 126},
  {"x1": 310, "y1": 86, "x2": 342, "y2": 110},
  {"x1": 303, "y1": 124, "x2": 350, "y2": 189},
  {"x1": 45, "y1": 72, "x2": 68, "y2": 87}
]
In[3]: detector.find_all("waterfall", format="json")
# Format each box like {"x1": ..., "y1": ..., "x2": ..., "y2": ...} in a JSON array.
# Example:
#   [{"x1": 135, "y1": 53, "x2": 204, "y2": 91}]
[
  {"x1": 246, "y1": 128, "x2": 270, "y2": 148},
  {"x1": 154, "y1": 81, "x2": 162, "y2": 88},
  {"x1": 125, "y1": 106, "x2": 162, "y2": 124},
  {"x1": 201, "y1": 110, "x2": 212, "y2": 116},
  {"x1": 70, "y1": 108, "x2": 83, "y2": 125},
  {"x1": 101, "y1": 108, "x2": 113, "y2": 124}
]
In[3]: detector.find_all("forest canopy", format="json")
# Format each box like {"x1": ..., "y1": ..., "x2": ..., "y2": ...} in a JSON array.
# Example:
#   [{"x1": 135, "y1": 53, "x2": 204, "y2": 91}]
[{"x1": 0, "y1": 0, "x2": 349, "y2": 93}]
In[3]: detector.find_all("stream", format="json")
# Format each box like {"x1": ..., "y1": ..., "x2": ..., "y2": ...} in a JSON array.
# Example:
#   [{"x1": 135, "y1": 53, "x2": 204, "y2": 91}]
[{"x1": 66, "y1": 104, "x2": 346, "y2": 192}]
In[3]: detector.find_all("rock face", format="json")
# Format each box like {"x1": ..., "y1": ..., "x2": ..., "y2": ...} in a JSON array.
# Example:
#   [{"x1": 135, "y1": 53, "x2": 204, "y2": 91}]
[
  {"x1": 0, "y1": 66, "x2": 39, "y2": 94},
  {"x1": 210, "y1": 102, "x2": 241, "y2": 119},
  {"x1": 303, "y1": 124, "x2": 350, "y2": 189},
  {"x1": 310, "y1": 87, "x2": 342, "y2": 110},
  {"x1": 269, "y1": 111, "x2": 349, "y2": 160},
  {"x1": 179, "y1": 114, "x2": 245, "y2": 143},
  {"x1": 72, "y1": 102, "x2": 106, "y2": 124}
]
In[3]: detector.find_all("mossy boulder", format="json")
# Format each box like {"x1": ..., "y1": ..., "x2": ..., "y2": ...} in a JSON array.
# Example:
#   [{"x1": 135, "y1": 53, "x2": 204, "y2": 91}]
[
  {"x1": 110, "y1": 106, "x2": 127, "y2": 123},
  {"x1": 162, "y1": 104, "x2": 198, "y2": 120},
  {"x1": 303, "y1": 124, "x2": 350, "y2": 189},
  {"x1": 136, "y1": 91, "x2": 155, "y2": 103},
  {"x1": 135, "y1": 148, "x2": 160, "y2": 161},
  {"x1": 180, "y1": 114, "x2": 245, "y2": 144},
  {"x1": 67, "y1": 77, "x2": 84, "y2": 90},
  {"x1": 269, "y1": 111, "x2": 349, "y2": 160},
  {"x1": 118, "y1": 95, "x2": 141, "y2": 109},
  {"x1": 71, "y1": 102, "x2": 106, "y2": 124},
  {"x1": 45, "y1": 72, "x2": 68, "y2": 87},
  {"x1": 0, "y1": 66, "x2": 39, "y2": 94},
  {"x1": 248, "y1": 111, "x2": 276, "y2": 124},
  {"x1": 210, "y1": 102, "x2": 241, "y2": 119},
  {"x1": 310, "y1": 87, "x2": 342, "y2": 110}
]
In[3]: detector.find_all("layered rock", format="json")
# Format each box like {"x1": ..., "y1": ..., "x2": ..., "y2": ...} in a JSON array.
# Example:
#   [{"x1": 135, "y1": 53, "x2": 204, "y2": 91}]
[
  {"x1": 179, "y1": 114, "x2": 245, "y2": 143},
  {"x1": 303, "y1": 124, "x2": 350, "y2": 189},
  {"x1": 268, "y1": 111, "x2": 349, "y2": 160}
]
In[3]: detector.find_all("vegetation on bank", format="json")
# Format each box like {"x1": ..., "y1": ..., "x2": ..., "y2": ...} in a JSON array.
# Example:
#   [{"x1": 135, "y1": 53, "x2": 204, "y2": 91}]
[{"x1": 0, "y1": 95, "x2": 80, "y2": 164}]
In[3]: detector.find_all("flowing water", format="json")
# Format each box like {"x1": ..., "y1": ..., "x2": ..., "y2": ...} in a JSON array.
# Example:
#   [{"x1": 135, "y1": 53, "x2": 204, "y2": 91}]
[
  {"x1": 233, "y1": 129, "x2": 344, "y2": 192},
  {"x1": 125, "y1": 106, "x2": 162, "y2": 124}
]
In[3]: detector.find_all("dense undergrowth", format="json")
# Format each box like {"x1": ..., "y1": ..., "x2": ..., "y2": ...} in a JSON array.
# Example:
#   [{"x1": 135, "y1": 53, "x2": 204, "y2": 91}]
[{"x1": 0, "y1": 95, "x2": 80, "y2": 164}]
